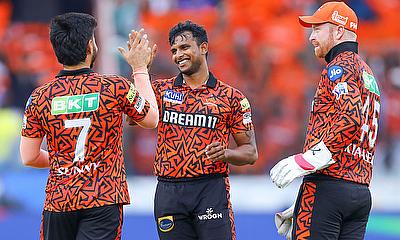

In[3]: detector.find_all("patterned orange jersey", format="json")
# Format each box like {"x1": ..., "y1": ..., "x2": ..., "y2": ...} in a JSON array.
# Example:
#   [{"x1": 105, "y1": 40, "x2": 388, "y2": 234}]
[
  {"x1": 152, "y1": 72, "x2": 254, "y2": 178},
  {"x1": 304, "y1": 42, "x2": 380, "y2": 185},
  {"x1": 21, "y1": 68, "x2": 150, "y2": 212}
]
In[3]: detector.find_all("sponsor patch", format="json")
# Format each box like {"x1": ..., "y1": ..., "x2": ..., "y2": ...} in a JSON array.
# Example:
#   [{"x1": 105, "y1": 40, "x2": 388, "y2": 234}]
[
  {"x1": 198, "y1": 208, "x2": 223, "y2": 221},
  {"x1": 22, "y1": 115, "x2": 27, "y2": 129},
  {"x1": 362, "y1": 71, "x2": 380, "y2": 96},
  {"x1": 240, "y1": 98, "x2": 250, "y2": 111},
  {"x1": 350, "y1": 21, "x2": 358, "y2": 30},
  {"x1": 126, "y1": 82, "x2": 137, "y2": 104},
  {"x1": 332, "y1": 82, "x2": 348, "y2": 100},
  {"x1": 331, "y1": 10, "x2": 348, "y2": 25},
  {"x1": 134, "y1": 96, "x2": 145, "y2": 113},
  {"x1": 51, "y1": 93, "x2": 99, "y2": 115},
  {"x1": 327, "y1": 65, "x2": 343, "y2": 81},
  {"x1": 158, "y1": 216, "x2": 174, "y2": 232},
  {"x1": 162, "y1": 110, "x2": 218, "y2": 129},
  {"x1": 25, "y1": 96, "x2": 32, "y2": 110},
  {"x1": 243, "y1": 112, "x2": 252, "y2": 125},
  {"x1": 164, "y1": 89, "x2": 184, "y2": 104}
]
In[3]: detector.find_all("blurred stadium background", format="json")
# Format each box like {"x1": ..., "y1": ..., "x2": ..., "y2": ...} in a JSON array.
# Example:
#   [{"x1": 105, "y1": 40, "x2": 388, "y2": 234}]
[{"x1": 0, "y1": 0, "x2": 399, "y2": 239}]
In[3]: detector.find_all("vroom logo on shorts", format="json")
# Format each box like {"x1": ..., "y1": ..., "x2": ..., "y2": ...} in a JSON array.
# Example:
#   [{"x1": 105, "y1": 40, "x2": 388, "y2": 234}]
[{"x1": 198, "y1": 208, "x2": 223, "y2": 221}]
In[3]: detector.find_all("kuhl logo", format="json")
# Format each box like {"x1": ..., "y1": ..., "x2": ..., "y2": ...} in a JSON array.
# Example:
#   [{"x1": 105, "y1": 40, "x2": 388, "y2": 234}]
[{"x1": 164, "y1": 90, "x2": 184, "y2": 104}]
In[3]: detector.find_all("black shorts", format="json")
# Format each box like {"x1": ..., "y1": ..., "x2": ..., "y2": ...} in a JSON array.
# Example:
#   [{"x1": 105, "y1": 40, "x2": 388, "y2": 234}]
[
  {"x1": 154, "y1": 174, "x2": 236, "y2": 240},
  {"x1": 292, "y1": 174, "x2": 372, "y2": 240},
  {"x1": 41, "y1": 204, "x2": 123, "y2": 240}
]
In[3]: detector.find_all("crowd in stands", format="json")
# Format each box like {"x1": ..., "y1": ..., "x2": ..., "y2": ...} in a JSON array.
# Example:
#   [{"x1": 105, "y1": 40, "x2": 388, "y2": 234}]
[{"x1": 0, "y1": 0, "x2": 399, "y2": 175}]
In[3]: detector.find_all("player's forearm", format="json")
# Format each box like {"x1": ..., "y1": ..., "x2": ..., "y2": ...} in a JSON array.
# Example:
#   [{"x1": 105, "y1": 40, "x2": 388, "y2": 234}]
[
  {"x1": 224, "y1": 144, "x2": 258, "y2": 166},
  {"x1": 132, "y1": 67, "x2": 157, "y2": 111},
  {"x1": 132, "y1": 67, "x2": 159, "y2": 128},
  {"x1": 21, "y1": 149, "x2": 50, "y2": 168}
]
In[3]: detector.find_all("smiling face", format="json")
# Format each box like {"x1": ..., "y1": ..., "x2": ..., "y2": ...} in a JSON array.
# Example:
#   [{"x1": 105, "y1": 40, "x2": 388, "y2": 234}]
[
  {"x1": 170, "y1": 31, "x2": 207, "y2": 75},
  {"x1": 309, "y1": 23, "x2": 335, "y2": 58}
]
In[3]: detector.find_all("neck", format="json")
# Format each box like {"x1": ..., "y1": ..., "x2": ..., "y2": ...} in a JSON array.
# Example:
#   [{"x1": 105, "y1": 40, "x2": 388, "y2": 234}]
[
  {"x1": 183, "y1": 62, "x2": 209, "y2": 89},
  {"x1": 63, "y1": 58, "x2": 91, "y2": 71}
]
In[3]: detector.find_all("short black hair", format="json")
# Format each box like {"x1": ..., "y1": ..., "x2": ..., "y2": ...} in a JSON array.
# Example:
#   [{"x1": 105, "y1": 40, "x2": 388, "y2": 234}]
[
  {"x1": 168, "y1": 20, "x2": 208, "y2": 46},
  {"x1": 49, "y1": 12, "x2": 97, "y2": 66}
]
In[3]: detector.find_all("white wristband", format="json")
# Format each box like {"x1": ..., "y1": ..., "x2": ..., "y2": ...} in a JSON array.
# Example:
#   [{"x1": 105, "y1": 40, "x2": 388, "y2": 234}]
[{"x1": 302, "y1": 141, "x2": 334, "y2": 171}]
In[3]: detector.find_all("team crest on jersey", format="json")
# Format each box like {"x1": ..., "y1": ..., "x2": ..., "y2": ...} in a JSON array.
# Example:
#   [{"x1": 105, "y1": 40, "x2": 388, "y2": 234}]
[
  {"x1": 158, "y1": 216, "x2": 174, "y2": 232},
  {"x1": 332, "y1": 82, "x2": 348, "y2": 100},
  {"x1": 362, "y1": 71, "x2": 380, "y2": 96},
  {"x1": 240, "y1": 98, "x2": 250, "y2": 111},
  {"x1": 328, "y1": 65, "x2": 343, "y2": 81},
  {"x1": 51, "y1": 93, "x2": 99, "y2": 115},
  {"x1": 164, "y1": 90, "x2": 184, "y2": 104},
  {"x1": 243, "y1": 112, "x2": 252, "y2": 125}
]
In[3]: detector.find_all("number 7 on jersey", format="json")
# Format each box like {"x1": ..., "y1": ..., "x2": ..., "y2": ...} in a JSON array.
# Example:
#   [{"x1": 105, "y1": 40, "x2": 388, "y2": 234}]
[{"x1": 65, "y1": 118, "x2": 91, "y2": 162}]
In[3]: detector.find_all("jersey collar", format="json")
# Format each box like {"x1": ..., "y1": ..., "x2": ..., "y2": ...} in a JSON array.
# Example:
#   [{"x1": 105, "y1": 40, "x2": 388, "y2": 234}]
[
  {"x1": 57, "y1": 68, "x2": 94, "y2": 77},
  {"x1": 173, "y1": 72, "x2": 218, "y2": 88},
  {"x1": 325, "y1": 41, "x2": 359, "y2": 63}
]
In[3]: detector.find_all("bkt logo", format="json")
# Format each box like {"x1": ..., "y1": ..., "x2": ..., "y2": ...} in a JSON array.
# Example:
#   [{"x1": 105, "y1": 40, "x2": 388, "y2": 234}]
[
  {"x1": 52, "y1": 93, "x2": 99, "y2": 115},
  {"x1": 328, "y1": 65, "x2": 343, "y2": 81},
  {"x1": 197, "y1": 208, "x2": 223, "y2": 221}
]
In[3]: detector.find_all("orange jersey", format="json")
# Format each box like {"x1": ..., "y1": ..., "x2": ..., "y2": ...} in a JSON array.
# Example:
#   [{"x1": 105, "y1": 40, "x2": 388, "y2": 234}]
[
  {"x1": 304, "y1": 42, "x2": 380, "y2": 185},
  {"x1": 152, "y1": 72, "x2": 254, "y2": 178},
  {"x1": 21, "y1": 68, "x2": 150, "y2": 212}
]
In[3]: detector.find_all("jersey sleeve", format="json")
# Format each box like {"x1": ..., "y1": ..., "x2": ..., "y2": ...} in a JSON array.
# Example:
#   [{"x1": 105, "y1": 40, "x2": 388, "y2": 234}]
[
  {"x1": 116, "y1": 77, "x2": 150, "y2": 122},
  {"x1": 322, "y1": 63, "x2": 362, "y2": 153},
  {"x1": 21, "y1": 91, "x2": 46, "y2": 138},
  {"x1": 151, "y1": 79, "x2": 163, "y2": 120},
  {"x1": 229, "y1": 89, "x2": 254, "y2": 134}
]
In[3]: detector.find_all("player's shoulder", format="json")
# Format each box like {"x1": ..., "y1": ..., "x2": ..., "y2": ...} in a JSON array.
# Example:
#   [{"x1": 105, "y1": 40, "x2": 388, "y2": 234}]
[
  {"x1": 99, "y1": 74, "x2": 128, "y2": 84},
  {"x1": 152, "y1": 76, "x2": 177, "y2": 89},
  {"x1": 217, "y1": 79, "x2": 246, "y2": 98},
  {"x1": 325, "y1": 51, "x2": 358, "y2": 82},
  {"x1": 30, "y1": 81, "x2": 54, "y2": 101}
]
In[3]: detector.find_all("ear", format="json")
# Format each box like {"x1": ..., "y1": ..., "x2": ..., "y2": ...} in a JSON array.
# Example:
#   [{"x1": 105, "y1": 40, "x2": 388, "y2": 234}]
[
  {"x1": 335, "y1": 25, "x2": 345, "y2": 40},
  {"x1": 87, "y1": 39, "x2": 94, "y2": 55},
  {"x1": 200, "y1": 42, "x2": 208, "y2": 56}
]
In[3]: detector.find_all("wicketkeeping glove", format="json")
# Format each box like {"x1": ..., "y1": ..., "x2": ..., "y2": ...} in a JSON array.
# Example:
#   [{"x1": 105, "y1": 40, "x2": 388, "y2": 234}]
[
  {"x1": 275, "y1": 204, "x2": 295, "y2": 240},
  {"x1": 270, "y1": 141, "x2": 334, "y2": 188}
]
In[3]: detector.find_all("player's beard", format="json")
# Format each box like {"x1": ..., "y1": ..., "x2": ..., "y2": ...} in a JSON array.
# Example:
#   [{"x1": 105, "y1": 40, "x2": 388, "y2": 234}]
[
  {"x1": 179, "y1": 58, "x2": 201, "y2": 76},
  {"x1": 315, "y1": 28, "x2": 335, "y2": 58}
]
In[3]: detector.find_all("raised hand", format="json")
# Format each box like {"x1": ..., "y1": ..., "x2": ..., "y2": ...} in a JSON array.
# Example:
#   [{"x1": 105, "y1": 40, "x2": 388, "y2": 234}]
[{"x1": 118, "y1": 29, "x2": 157, "y2": 71}]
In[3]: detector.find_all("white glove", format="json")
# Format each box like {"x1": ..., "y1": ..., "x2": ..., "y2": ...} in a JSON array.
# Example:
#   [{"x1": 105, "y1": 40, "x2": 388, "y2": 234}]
[
  {"x1": 275, "y1": 204, "x2": 295, "y2": 240},
  {"x1": 270, "y1": 141, "x2": 334, "y2": 188}
]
